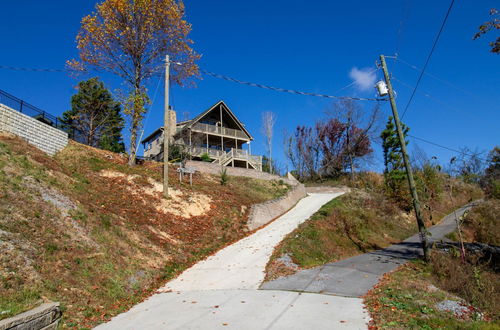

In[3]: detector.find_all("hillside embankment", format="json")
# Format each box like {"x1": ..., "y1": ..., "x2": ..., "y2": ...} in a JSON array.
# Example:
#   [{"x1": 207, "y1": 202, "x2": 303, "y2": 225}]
[{"x1": 0, "y1": 133, "x2": 289, "y2": 328}]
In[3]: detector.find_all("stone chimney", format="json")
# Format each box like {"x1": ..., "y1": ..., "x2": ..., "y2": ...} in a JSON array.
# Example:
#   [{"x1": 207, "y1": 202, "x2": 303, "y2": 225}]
[{"x1": 164, "y1": 106, "x2": 177, "y2": 143}]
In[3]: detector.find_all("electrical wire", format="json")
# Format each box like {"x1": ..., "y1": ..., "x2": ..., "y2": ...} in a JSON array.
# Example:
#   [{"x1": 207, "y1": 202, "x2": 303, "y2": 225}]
[
  {"x1": 0, "y1": 64, "x2": 386, "y2": 102},
  {"x1": 136, "y1": 71, "x2": 164, "y2": 154},
  {"x1": 396, "y1": 57, "x2": 495, "y2": 102},
  {"x1": 408, "y1": 134, "x2": 489, "y2": 163},
  {"x1": 394, "y1": 0, "x2": 412, "y2": 66},
  {"x1": 392, "y1": 76, "x2": 475, "y2": 119},
  {"x1": 198, "y1": 68, "x2": 385, "y2": 101},
  {"x1": 333, "y1": 67, "x2": 380, "y2": 94},
  {"x1": 0, "y1": 65, "x2": 67, "y2": 72},
  {"x1": 401, "y1": 0, "x2": 455, "y2": 119}
]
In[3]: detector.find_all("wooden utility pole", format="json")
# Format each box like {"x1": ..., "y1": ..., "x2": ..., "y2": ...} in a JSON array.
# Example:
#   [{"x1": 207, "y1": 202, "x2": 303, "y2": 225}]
[
  {"x1": 163, "y1": 55, "x2": 170, "y2": 198},
  {"x1": 379, "y1": 54, "x2": 429, "y2": 261}
]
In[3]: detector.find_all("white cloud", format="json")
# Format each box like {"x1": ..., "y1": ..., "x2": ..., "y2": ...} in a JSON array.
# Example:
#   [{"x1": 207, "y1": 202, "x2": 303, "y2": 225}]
[{"x1": 349, "y1": 67, "x2": 376, "y2": 91}]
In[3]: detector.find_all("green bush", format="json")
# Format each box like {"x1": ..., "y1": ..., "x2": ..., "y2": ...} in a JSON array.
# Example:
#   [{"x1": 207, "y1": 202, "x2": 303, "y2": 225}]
[
  {"x1": 169, "y1": 144, "x2": 190, "y2": 162},
  {"x1": 200, "y1": 153, "x2": 212, "y2": 162},
  {"x1": 220, "y1": 167, "x2": 229, "y2": 186}
]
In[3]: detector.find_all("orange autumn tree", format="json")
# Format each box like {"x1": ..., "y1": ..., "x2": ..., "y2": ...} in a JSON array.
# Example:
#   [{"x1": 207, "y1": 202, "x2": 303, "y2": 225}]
[{"x1": 69, "y1": 0, "x2": 200, "y2": 165}]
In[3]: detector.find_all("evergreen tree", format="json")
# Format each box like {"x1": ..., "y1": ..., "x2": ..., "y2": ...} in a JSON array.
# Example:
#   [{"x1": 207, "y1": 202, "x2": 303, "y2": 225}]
[
  {"x1": 60, "y1": 78, "x2": 125, "y2": 153},
  {"x1": 381, "y1": 116, "x2": 410, "y2": 205}
]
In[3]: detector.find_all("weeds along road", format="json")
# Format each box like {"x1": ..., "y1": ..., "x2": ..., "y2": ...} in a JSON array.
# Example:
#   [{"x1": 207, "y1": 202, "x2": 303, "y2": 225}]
[{"x1": 95, "y1": 190, "x2": 371, "y2": 330}]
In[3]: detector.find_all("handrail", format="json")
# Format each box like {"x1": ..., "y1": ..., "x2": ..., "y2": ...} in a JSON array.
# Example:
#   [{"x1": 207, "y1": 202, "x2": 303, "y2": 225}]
[
  {"x1": 191, "y1": 123, "x2": 248, "y2": 139},
  {"x1": 188, "y1": 145, "x2": 262, "y2": 170}
]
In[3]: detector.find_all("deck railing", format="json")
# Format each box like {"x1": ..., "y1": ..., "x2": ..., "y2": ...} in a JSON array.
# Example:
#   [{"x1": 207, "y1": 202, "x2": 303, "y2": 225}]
[
  {"x1": 158, "y1": 144, "x2": 262, "y2": 170},
  {"x1": 191, "y1": 123, "x2": 248, "y2": 139}
]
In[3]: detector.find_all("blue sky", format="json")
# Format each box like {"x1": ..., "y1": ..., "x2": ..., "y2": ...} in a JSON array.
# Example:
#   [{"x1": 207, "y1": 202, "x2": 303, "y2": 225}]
[{"x1": 0, "y1": 0, "x2": 498, "y2": 172}]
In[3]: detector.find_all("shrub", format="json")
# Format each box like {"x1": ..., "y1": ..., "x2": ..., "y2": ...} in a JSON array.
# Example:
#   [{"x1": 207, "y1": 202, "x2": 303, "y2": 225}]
[
  {"x1": 200, "y1": 153, "x2": 212, "y2": 162},
  {"x1": 430, "y1": 250, "x2": 499, "y2": 320},
  {"x1": 169, "y1": 144, "x2": 190, "y2": 162},
  {"x1": 220, "y1": 167, "x2": 229, "y2": 186},
  {"x1": 462, "y1": 199, "x2": 500, "y2": 246}
]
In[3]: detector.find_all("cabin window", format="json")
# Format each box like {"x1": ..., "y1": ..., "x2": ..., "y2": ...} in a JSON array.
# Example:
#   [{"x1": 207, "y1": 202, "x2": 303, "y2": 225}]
[{"x1": 200, "y1": 118, "x2": 218, "y2": 125}]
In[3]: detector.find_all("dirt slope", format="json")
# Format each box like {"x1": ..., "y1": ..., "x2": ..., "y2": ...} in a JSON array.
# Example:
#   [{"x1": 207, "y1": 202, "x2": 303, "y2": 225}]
[{"x1": 0, "y1": 133, "x2": 288, "y2": 328}]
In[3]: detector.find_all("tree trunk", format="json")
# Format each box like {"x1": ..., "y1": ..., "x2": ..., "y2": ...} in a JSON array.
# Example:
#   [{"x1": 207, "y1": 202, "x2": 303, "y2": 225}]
[
  {"x1": 128, "y1": 85, "x2": 141, "y2": 166},
  {"x1": 88, "y1": 115, "x2": 95, "y2": 147},
  {"x1": 269, "y1": 143, "x2": 273, "y2": 174},
  {"x1": 349, "y1": 154, "x2": 355, "y2": 182}
]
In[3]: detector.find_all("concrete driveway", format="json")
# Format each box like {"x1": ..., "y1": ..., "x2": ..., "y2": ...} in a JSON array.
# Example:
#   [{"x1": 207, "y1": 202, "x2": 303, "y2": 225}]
[{"x1": 95, "y1": 191, "x2": 370, "y2": 330}]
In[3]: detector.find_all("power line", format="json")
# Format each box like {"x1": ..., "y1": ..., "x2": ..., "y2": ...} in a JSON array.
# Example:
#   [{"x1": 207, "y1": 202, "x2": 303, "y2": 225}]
[
  {"x1": 392, "y1": 76, "x2": 476, "y2": 119},
  {"x1": 198, "y1": 68, "x2": 385, "y2": 101},
  {"x1": 393, "y1": 0, "x2": 412, "y2": 66},
  {"x1": 0, "y1": 65, "x2": 67, "y2": 73},
  {"x1": 333, "y1": 67, "x2": 380, "y2": 94},
  {"x1": 409, "y1": 134, "x2": 489, "y2": 163},
  {"x1": 136, "y1": 71, "x2": 164, "y2": 154},
  {"x1": 0, "y1": 64, "x2": 386, "y2": 102},
  {"x1": 395, "y1": 57, "x2": 496, "y2": 102},
  {"x1": 401, "y1": 0, "x2": 455, "y2": 119}
]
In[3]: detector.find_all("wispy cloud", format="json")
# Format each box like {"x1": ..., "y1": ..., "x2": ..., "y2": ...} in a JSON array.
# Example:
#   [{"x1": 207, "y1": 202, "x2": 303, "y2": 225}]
[{"x1": 349, "y1": 67, "x2": 376, "y2": 91}]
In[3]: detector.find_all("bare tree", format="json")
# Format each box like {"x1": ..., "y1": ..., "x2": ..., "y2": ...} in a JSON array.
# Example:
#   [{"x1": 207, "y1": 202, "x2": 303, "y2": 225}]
[
  {"x1": 284, "y1": 126, "x2": 322, "y2": 181},
  {"x1": 326, "y1": 100, "x2": 381, "y2": 181},
  {"x1": 261, "y1": 111, "x2": 277, "y2": 174}
]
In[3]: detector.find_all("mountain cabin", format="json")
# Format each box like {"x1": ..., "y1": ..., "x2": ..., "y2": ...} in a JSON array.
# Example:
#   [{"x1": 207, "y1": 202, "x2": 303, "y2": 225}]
[{"x1": 141, "y1": 100, "x2": 262, "y2": 171}]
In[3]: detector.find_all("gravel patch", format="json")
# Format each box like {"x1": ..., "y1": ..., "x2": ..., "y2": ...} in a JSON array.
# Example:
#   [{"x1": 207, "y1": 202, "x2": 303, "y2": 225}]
[{"x1": 435, "y1": 300, "x2": 470, "y2": 317}]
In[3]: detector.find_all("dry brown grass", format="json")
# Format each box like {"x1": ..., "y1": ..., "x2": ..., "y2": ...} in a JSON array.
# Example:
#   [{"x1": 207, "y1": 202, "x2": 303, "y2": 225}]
[
  {"x1": 0, "y1": 136, "x2": 288, "y2": 328},
  {"x1": 430, "y1": 251, "x2": 499, "y2": 320},
  {"x1": 365, "y1": 260, "x2": 499, "y2": 329},
  {"x1": 461, "y1": 199, "x2": 500, "y2": 246}
]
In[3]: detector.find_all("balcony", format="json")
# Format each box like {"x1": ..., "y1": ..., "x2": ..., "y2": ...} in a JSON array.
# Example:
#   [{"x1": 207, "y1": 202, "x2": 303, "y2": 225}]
[{"x1": 191, "y1": 123, "x2": 248, "y2": 140}]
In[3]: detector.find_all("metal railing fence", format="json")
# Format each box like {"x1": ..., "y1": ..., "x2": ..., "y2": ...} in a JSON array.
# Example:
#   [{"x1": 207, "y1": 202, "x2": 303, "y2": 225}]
[{"x1": 0, "y1": 89, "x2": 69, "y2": 132}]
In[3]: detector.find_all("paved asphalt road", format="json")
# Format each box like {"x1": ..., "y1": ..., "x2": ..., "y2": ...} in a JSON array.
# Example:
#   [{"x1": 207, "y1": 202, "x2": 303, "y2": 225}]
[{"x1": 261, "y1": 201, "x2": 479, "y2": 297}]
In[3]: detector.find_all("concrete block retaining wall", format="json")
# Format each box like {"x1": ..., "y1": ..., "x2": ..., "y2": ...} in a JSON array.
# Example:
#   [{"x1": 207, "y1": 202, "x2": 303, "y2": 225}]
[
  {"x1": 0, "y1": 104, "x2": 68, "y2": 155},
  {"x1": 0, "y1": 302, "x2": 61, "y2": 330},
  {"x1": 246, "y1": 183, "x2": 307, "y2": 230}
]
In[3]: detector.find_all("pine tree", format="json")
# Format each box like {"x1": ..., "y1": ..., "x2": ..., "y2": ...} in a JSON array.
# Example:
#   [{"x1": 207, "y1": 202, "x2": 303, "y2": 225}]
[
  {"x1": 381, "y1": 116, "x2": 410, "y2": 206},
  {"x1": 60, "y1": 78, "x2": 125, "y2": 153}
]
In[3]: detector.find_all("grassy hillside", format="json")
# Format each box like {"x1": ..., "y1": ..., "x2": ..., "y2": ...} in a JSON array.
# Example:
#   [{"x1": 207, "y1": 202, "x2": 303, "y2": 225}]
[
  {"x1": 364, "y1": 260, "x2": 499, "y2": 329},
  {"x1": 365, "y1": 201, "x2": 500, "y2": 329},
  {"x1": 0, "y1": 133, "x2": 289, "y2": 328},
  {"x1": 265, "y1": 172, "x2": 483, "y2": 280}
]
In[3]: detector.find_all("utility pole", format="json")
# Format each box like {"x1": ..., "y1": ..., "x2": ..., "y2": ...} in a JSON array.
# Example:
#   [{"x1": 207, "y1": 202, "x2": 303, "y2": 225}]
[
  {"x1": 163, "y1": 55, "x2": 170, "y2": 198},
  {"x1": 379, "y1": 54, "x2": 429, "y2": 261}
]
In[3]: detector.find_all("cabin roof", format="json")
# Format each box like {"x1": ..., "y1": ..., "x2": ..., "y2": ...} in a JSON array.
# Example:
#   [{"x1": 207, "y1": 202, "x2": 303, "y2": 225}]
[
  {"x1": 141, "y1": 100, "x2": 253, "y2": 144},
  {"x1": 186, "y1": 100, "x2": 253, "y2": 140}
]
